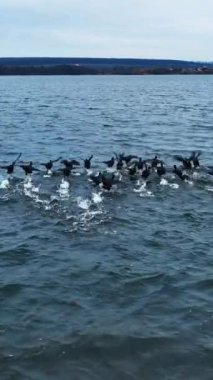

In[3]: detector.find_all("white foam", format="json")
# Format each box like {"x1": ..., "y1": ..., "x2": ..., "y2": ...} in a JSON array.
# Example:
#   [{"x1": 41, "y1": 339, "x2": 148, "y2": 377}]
[
  {"x1": 31, "y1": 185, "x2": 40, "y2": 193},
  {"x1": 133, "y1": 182, "x2": 146, "y2": 193},
  {"x1": 87, "y1": 210, "x2": 102, "y2": 217},
  {"x1": 79, "y1": 209, "x2": 103, "y2": 226},
  {"x1": 57, "y1": 179, "x2": 70, "y2": 198},
  {"x1": 44, "y1": 205, "x2": 52, "y2": 210},
  {"x1": 23, "y1": 189, "x2": 32, "y2": 197},
  {"x1": 139, "y1": 190, "x2": 154, "y2": 197},
  {"x1": 43, "y1": 170, "x2": 52, "y2": 178},
  {"x1": 0, "y1": 179, "x2": 10, "y2": 189},
  {"x1": 169, "y1": 183, "x2": 179, "y2": 189},
  {"x1": 23, "y1": 178, "x2": 33, "y2": 190},
  {"x1": 92, "y1": 192, "x2": 103, "y2": 204},
  {"x1": 86, "y1": 169, "x2": 93, "y2": 176},
  {"x1": 192, "y1": 171, "x2": 199, "y2": 179},
  {"x1": 134, "y1": 181, "x2": 154, "y2": 197},
  {"x1": 23, "y1": 181, "x2": 48, "y2": 206},
  {"x1": 160, "y1": 178, "x2": 168, "y2": 186},
  {"x1": 77, "y1": 197, "x2": 91, "y2": 210},
  {"x1": 60, "y1": 179, "x2": 69, "y2": 189},
  {"x1": 23, "y1": 177, "x2": 40, "y2": 195},
  {"x1": 205, "y1": 186, "x2": 213, "y2": 192},
  {"x1": 72, "y1": 172, "x2": 81, "y2": 176}
]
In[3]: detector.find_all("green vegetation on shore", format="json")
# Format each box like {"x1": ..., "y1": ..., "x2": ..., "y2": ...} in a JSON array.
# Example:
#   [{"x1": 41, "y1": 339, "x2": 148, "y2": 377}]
[{"x1": 0, "y1": 57, "x2": 212, "y2": 75}]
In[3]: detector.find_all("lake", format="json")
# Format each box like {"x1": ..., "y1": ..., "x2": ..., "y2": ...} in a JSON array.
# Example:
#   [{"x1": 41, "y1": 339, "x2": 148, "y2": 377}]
[{"x1": 0, "y1": 75, "x2": 213, "y2": 380}]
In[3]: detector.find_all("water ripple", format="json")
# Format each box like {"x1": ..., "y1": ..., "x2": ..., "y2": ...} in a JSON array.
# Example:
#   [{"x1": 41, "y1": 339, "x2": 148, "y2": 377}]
[{"x1": 0, "y1": 75, "x2": 213, "y2": 379}]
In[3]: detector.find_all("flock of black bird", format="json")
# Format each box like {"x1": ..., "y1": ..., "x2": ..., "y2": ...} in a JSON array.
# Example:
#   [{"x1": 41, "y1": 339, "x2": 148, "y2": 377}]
[{"x1": 0, "y1": 151, "x2": 213, "y2": 191}]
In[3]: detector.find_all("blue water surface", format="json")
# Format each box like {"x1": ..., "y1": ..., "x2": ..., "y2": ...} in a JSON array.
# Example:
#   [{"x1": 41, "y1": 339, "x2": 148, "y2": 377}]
[{"x1": 0, "y1": 75, "x2": 213, "y2": 380}]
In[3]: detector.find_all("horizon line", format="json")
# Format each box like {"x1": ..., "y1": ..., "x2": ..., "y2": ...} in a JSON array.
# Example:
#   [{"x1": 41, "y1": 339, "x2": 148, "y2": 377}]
[{"x1": 0, "y1": 56, "x2": 212, "y2": 63}]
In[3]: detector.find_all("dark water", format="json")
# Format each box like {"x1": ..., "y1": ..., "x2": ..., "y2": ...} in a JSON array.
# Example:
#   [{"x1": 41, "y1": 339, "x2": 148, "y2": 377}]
[{"x1": 0, "y1": 75, "x2": 213, "y2": 380}]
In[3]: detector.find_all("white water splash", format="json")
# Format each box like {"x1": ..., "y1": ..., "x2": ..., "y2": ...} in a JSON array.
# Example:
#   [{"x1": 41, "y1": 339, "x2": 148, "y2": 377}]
[
  {"x1": 34, "y1": 196, "x2": 49, "y2": 205},
  {"x1": 23, "y1": 177, "x2": 33, "y2": 190},
  {"x1": 133, "y1": 182, "x2": 146, "y2": 193},
  {"x1": 77, "y1": 197, "x2": 91, "y2": 210},
  {"x1": 0, "y1": 179, "x2": 10, "y2": 189},
  {"x1": 205, "y1": 186, "x2": 213, "y2": 192},
  {"x1": 86, "y1": 169, "x2": 93, "y2": 176},
  {"x1": 160, "y1": 178, "x2": 169, "y2": 186},
  {"x1": 86, "y1": 209, "x2": 102, "y2": 217},
  {"x1": 31, "y1": 184, "x2": 40, "y2": 193},
  {"x1": 169, "y1": 183, "x2": 179, "y2": 189},
  {"x1": 79, "y1": 209, "x2": 103, "y2": 225},
  {"x1": 23, "y1": 189, "x2": 32, "y2": 198},
  {"x1": 44, "y1": 205, "x2": 52, "y2": 210},
  {"x1": 23, "y1": 177, "x2": 40, "y2": 193},
  {"x1": 160, "y1": 178, "x2": 180, "y2": 189},
  {"x1": 23, "y1": 178, "x2": 50, "y2": 208},
  {"x1": 139, "y1": 190, "x2": 154, "y2": 197},
  {"x1": 74, "y1": 192, "x2": 105, "y2": 230},
  {"x1": 72, "y1": 171, "x2": 81, "y2": 176},
  {"x1": 192, "y1": 171, "x2": 200, "y2": 179},
  {"x1": 58, "y1": 179, "x2": 70, "y2": 198},
  {"x1": 134, "y1": 181, "x2": 154, "y2": 197},
  {"x1": 23, "y1": 178, "x2": 49, "y2": 206},
  {"x1": 43, "y1": 170, "x2": 52, "y2": 178},
  {"x1": 92, "y1": 192, "x2": 103, "y2": 204}
]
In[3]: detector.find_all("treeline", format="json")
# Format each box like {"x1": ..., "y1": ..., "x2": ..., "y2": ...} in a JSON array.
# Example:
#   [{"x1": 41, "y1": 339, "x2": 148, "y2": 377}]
[
  {"x1": 0, "y1": 65, "x2": 97, "y2": 75},
  {"x1": 0, "y1": 65, "x2": 213, "y2": 75},
  {"x1": 1, "y1": 57, "x2": 211, "y2": 68}
]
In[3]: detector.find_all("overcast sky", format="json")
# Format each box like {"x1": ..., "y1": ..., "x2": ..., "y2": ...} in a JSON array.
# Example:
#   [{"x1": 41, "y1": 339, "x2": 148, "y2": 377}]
[{"x1": 0, "y1": 0, "x2": 212, "y2": 61}]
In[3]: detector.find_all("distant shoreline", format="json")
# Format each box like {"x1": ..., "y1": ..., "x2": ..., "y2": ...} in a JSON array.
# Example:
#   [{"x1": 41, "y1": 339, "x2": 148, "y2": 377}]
[
  {"x1": 0, "y1": 65, "x2": 213, "y2": 76},
  {"x1": 0, "y1": 58, "x2": 212, "y2": 75}
]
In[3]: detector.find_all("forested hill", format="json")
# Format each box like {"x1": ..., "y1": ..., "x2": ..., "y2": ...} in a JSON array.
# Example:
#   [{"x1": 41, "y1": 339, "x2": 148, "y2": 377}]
[
  {"x1": 0, "y1": 57, "x2": 212, "y2": 75},
  {"x1": 0, "y1": 57, "x2": 212, "y2": 68}
]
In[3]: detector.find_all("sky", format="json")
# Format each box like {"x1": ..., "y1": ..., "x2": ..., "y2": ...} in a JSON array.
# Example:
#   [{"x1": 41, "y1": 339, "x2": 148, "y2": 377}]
[{"x1": 0, "y1": 0, "x2": 212, "y2": 61}]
